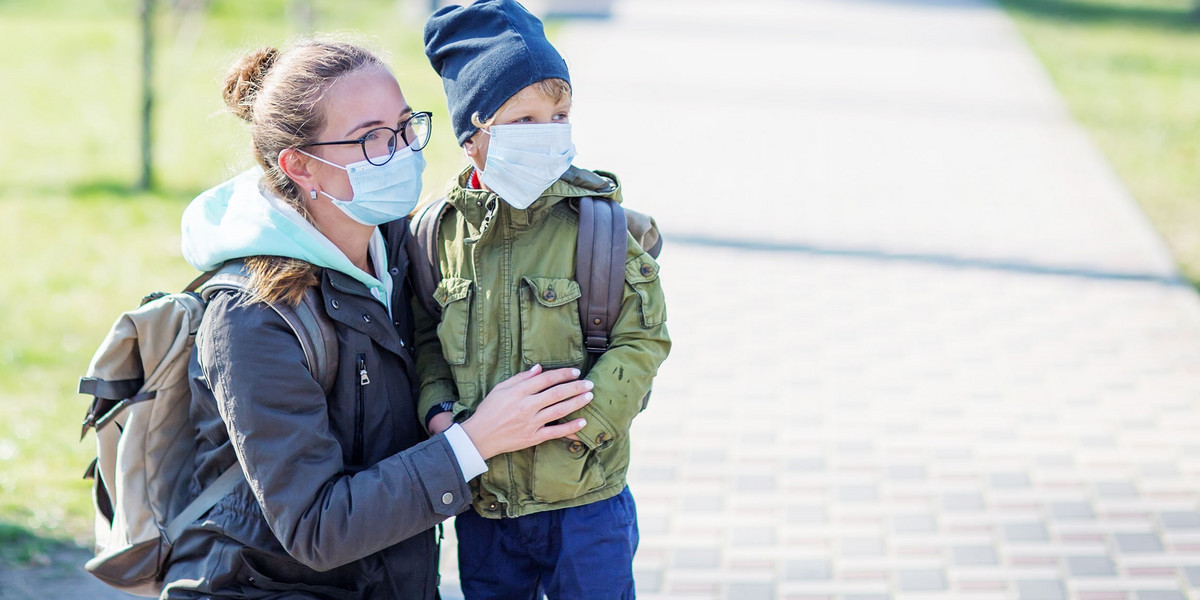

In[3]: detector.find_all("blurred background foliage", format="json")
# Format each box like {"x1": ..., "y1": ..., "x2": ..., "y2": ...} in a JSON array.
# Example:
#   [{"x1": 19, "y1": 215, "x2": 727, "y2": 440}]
[
  {"x1": 1001, "y1": 0, "x2": 1200, "y2": 282},
  {"x1": 0, "y1": 0, "x2": 466, "y2": 563}
]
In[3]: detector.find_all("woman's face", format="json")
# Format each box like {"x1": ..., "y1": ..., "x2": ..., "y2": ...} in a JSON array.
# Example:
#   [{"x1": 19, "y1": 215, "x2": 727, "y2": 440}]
[{"x1": 303, "y1": 67, "x2": 412, "y2": 203}]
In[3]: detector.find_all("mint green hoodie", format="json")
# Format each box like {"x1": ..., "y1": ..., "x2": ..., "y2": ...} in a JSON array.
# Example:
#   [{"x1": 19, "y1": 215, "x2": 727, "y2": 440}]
[{"x1": 180, "y1": 168, "x2": 393, "y2": 312}]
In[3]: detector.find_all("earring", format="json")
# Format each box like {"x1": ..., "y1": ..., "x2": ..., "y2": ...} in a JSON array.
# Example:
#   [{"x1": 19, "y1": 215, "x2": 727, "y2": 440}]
[{"x1": 310, "y1": 189, "x2": 318, "y2": 201}]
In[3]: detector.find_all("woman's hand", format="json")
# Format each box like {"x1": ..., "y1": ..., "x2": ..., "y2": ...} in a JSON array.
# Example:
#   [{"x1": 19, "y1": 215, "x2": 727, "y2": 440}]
[{"x1": 460, "y1": 365, "x2": 593, "y2": 460}]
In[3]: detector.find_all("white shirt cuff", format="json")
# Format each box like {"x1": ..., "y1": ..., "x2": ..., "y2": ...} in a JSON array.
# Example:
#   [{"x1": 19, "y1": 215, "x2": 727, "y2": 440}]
[{"x1": 444, "y1": 423, "x2": 488, "y2": 482}]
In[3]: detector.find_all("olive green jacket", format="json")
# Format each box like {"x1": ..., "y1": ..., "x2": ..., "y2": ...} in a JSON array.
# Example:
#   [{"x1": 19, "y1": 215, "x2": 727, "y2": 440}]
[{"x1": 413, "y1": 166, "x2": 671, "y2": 518}]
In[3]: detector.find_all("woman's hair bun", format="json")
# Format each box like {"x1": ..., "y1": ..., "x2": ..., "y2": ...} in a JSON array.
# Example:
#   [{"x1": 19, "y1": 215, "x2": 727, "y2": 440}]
[{"x1": 222, "y1": 47, "x2": 279, "y2": 122}]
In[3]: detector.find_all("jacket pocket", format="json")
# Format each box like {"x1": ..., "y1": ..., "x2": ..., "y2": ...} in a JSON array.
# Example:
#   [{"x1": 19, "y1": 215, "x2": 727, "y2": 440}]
[
  {"x1": 518, "y1": 277, "x2": 585, "y2": 368},
  {"x1": 434, "y1": 277, "x2": 473, "y2": 366},
  {"x1": 238, "y1": 548, "x2": 362, "y2": 598},
  {"x1": 530, "y1": 438, "x2": 605, "y2": 503},
  {"x1": 626, "y1": 252, "x2": 666, "y2": 328}
]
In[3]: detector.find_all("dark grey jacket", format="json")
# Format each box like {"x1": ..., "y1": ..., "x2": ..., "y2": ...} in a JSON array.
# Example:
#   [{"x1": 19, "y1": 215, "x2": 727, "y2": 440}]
[{"x1": 162, "y1": 221, "x2": 471, "y2": 599}]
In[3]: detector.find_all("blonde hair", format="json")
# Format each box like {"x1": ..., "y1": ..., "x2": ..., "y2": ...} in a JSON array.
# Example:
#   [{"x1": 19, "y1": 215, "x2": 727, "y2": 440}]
[
  {"x1": 222, "y1": 38, "x2": 388, "y2": 306},
  {"x1": 470, "y1": 78, "x2": 572, "y2": 130}
]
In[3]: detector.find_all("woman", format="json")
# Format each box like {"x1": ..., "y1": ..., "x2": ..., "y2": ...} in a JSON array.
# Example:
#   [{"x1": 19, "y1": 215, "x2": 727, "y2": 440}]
[{"x1": 161, "y1": 38, "x2": 593, "y2": 599}]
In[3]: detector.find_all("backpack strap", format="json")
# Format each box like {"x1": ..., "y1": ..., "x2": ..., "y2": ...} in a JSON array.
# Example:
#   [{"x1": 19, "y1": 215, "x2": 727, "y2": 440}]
[
  {"x1": 576, "y1": 196, "x2": 627, "y2": 354},
  {"x1": 164, "y1": 463, "x2": 243, "y2": 544},
  {"x1": 194, "y1": 261, "x2": 338, "y2": 397},
  {"x1": 407, "y1": 199, "x2": 452, "y2": 321}
]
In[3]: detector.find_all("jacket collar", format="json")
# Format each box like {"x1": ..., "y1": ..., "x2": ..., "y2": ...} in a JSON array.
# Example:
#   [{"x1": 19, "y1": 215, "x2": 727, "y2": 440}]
[{"x1": 445, "y1": 165, "x2": 624, "y2": 239}]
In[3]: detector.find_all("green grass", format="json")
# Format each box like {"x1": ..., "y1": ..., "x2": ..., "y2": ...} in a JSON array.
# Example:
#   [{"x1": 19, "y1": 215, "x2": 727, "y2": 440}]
[
  {"x1": 999, "y1": 0, "x2": 1200, "y2": 282},
  {"x1": 0, "y1": 0, "x2": 469, "y2": 562}
]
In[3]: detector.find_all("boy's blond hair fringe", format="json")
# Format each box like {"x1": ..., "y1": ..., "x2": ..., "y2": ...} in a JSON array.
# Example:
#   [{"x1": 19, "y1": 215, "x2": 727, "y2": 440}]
[{"x1": 470, "y1": 78, "x2": 572, "y2": 130}]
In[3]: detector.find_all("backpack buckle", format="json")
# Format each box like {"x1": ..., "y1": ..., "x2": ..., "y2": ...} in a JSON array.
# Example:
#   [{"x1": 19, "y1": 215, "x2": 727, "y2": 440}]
[{"x1": 584, "y1": 335, "x2": 609, "y2": 354}]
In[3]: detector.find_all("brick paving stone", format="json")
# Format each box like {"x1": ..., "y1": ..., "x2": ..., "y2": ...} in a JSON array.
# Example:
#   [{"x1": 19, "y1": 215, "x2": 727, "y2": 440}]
[
  {"x1": 1051, "y1": 501, "x2": 1098, "y2": 520},
  {"x1": 786, "y1": 560, "x2": 833, "y2": 581},
  {"x1": 990, "y1": 472, "x2": 1033, "y2": 489},
  {"x1": 891, "y1": 514, "x2": 938, "y2": 534},
  {"x1": 1184, "y1": 566, "x2": 1200, "y2": 585},
  {"x1": 941, "y1": 493, "x2": 987, "y2": 512},
  {"x1": 1097, "y1": 482, "x2": 1142, "y2": 498},
  {"x1": 1004, "y1": 522, "x2": 1051, "y2": 542},
  {"x1": 895, "y1": 569, "x2": 948, "y2": 591},
  {"x1": 1115, "y1": 533, "x2": 1167, "y2": 554},
  {"x1": 1134, "y1": 592, "x2": 1186, "y2": 600},
  {"x1": 724, "y1": 583, "x2": 774, "y2": 600},
  {"x1": 674, "y1": 548, "x2": 722, "y2": 570},
  {"x1": 1067, "y1": 556, "x2": 1119, "y2": 577},
  {"x1": 1016, "y1": 580, "x2": 1067, "y2": 600},
  {"x1": 952, "y1": 545, "x2": 1000, "y2": 566},
  {"x1": 1158, "y1": 511, "x2": 1200, "y2": 530}
]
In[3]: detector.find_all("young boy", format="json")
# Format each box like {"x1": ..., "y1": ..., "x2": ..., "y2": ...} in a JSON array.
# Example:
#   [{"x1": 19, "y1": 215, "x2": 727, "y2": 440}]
[{"x1": 417, "y1": 1, "x2": 671, "y2": 597}]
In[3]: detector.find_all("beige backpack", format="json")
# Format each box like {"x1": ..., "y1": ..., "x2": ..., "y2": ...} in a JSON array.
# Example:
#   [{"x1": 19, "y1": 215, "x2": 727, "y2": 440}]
[{"x1": 77, "y1": 262, "x2": 336, "y2": 596}]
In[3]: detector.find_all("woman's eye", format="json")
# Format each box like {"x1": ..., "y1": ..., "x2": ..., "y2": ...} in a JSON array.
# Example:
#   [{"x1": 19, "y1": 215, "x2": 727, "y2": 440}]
[{"x1": 363, "y1": 131, "x2": 380, "y2": 141}]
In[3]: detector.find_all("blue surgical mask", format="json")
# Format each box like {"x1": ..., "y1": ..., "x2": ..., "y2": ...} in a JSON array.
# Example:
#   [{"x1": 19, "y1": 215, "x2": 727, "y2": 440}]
[
  {"x1": 299, "y1": 147, "x2": 425, "y2": 225},
  {"x1": 478, "y1": 123, "x2": 576, "y2": 210}
]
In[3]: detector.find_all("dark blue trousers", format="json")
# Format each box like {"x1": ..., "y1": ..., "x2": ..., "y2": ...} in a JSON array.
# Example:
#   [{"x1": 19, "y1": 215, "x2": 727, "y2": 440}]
[{"x1": 455, "y1": 486, "x2": 639, "y2": 600}]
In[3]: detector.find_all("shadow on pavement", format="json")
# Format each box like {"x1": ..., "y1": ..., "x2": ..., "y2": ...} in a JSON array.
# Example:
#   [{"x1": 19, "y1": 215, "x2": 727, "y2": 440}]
[{"x1": 672, "y1": 232, "x2": 1189, "y2": 287}]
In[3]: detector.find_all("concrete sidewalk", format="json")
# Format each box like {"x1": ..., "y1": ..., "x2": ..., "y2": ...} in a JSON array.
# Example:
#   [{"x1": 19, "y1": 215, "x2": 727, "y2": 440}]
[{"x1": 448, "y1": 0, "x2": 1200, "y2": 598}]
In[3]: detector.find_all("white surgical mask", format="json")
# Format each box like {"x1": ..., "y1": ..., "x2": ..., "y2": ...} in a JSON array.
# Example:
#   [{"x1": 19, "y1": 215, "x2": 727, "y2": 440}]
[
  {"x1": 299, "y1": 147, "x2": 425, "y2": 226},
  {"x1": 478, "y1": 123, "x2": 576, "y2": 210}
]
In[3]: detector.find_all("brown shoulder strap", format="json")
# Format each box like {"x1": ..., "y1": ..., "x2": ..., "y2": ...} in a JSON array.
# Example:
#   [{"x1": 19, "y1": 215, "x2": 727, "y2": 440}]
[
  {"x1": 407, "y1": 199, "x2": 452, "y2": 320},
  {"x1": 577, "y1": 196, "x2": 627, "y2": 354}
]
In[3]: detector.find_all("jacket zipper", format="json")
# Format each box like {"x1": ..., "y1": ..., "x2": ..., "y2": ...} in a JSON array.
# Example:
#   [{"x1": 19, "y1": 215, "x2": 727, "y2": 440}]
[{"x1": 354, "y1": 353, "x2": 368, "y2": 465}]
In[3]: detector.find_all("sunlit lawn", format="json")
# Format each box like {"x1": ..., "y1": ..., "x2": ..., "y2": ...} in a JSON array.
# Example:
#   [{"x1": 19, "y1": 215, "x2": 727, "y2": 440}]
[
  {"x1": 0, "y1": 0, "x2": 467, "y2": 562},
  {"x1": 1001, "y1": 0, "x2": 1200, "y2": 282}
]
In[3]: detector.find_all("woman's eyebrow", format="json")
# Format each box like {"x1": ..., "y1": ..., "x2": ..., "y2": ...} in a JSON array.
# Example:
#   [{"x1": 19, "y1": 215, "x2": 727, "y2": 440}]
[
  {"x1": 344, "y1": 120, "x2": 384, "y2": 138},
  {"x1": 343, "y1": 106, "x2": 413, "y2": 137}
]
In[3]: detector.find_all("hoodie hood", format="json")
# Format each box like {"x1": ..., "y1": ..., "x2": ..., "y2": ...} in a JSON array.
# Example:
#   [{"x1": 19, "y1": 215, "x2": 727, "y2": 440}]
[{"x1": 181, "y1": 168, "x2": 390, "y2": 305}]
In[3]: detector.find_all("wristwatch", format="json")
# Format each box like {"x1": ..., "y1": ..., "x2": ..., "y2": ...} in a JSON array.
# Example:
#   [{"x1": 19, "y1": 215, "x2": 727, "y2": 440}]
[{"x1": 424, "y1": 401, "x2": 457, "y2": 429}]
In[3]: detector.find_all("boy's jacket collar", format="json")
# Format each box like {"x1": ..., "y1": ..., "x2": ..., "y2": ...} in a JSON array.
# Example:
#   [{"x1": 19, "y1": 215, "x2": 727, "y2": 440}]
[{"x1": 446, "y1": 165, "x2": 623, "y2": 234}]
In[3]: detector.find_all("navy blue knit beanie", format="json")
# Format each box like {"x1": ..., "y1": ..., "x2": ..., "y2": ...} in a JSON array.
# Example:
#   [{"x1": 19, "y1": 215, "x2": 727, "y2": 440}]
[{"x1": 424, "y1": 0, "x2": 571, "y2": 145}]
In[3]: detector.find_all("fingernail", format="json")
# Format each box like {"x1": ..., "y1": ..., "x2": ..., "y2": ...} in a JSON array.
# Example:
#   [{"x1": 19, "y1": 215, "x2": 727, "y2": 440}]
[
  {"x1": 571, "y1": 368, "x2": 581, "y2": 377},
  {"x1": 584, "y1": 392, "x2": 594, "y2": 400},
  {"x1": 531, "y1": 364, "x2": 542, "y2": 372},
  {"x1": 578, "y1": 419, "x2": 587, "y2": 428},
  {"x1": 585, "y1": 380, "x2": 595, "y2": 390}
]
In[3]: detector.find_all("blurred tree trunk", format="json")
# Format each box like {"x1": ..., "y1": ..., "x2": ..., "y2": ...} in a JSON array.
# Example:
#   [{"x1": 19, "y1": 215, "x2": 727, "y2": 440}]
[
  {"x1": 291, "y1": 0, "x2": 315, "y2": 31},
  {"x1": 138, "y1": 0, "x2": 154, "y2": 191}
]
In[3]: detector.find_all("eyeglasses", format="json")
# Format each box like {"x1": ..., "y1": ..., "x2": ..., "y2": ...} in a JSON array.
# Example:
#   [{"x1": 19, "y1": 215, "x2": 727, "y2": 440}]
[{"x1": 304, "y1": 111, "x2": 432, "y2": 166}]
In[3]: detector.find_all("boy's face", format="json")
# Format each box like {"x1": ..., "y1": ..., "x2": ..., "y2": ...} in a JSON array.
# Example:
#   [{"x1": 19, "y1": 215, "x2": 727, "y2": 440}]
[{"x1": 464, "y1": 85, "x2": 571, "y2": 173}]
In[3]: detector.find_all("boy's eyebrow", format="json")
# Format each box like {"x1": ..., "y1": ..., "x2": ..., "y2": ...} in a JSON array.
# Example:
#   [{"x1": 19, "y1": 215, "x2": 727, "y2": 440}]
[{"x1": 344, "y1": 106, "x2": 414, "y2": 137}]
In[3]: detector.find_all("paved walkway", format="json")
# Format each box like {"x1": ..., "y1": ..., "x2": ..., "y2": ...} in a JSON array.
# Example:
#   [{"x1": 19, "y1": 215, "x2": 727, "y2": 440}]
[{"x1": 454, "y1": 0, "x2": 1200, "y2": 598}]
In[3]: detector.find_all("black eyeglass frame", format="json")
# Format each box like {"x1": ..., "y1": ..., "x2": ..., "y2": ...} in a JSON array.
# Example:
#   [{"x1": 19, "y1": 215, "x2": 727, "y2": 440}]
[{"x1": 304, "y1": 111, "x2": 433, "y2": 166}]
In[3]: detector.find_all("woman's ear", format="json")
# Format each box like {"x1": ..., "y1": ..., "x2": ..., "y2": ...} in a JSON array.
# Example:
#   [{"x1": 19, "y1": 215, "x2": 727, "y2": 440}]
[{"x1": 278, "y1": 148, "x2": 318, "y2": 194}]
